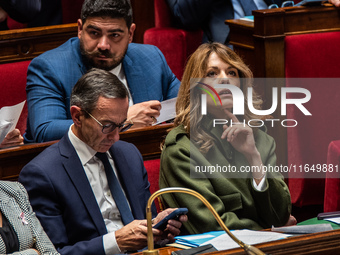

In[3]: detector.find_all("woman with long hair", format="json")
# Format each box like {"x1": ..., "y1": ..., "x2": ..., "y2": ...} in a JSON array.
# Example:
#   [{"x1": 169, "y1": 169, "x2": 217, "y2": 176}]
[{"x1": 159, "y1": 42, "x2": 295, "y2": 234}]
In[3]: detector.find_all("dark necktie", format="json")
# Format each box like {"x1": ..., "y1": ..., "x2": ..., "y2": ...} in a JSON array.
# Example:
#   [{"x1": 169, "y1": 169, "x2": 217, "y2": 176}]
[
  {"x1": 239, "y1": 0, "x2": 258, "y2": 16},
  {"x1": 95, "y1": 152, "x2": 134, "y2": 225}
]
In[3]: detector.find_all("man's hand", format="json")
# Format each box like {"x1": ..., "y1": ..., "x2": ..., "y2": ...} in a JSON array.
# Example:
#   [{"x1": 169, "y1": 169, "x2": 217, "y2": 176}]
[
  {"x1": 127, "y1": 100, "x2": 161, "y2": 128},
  {"x1": 0, "y1": 7, "x2": 7, "y2": 23},
  {"x1": 328, "y1": 0, "x2": 340, "y2": 7},
  {"x1": 115, "y1": 220, "x2": 162, "y2": 251},
  {"x1": 153, "y1": 208, "x2": 188, "y2": 241},
  {"x1": 0, "y1": 129, "x2": 24, "y2": 148},
  {"x1": 115, "y1": 208, "x2": 187, "y2": 251}
]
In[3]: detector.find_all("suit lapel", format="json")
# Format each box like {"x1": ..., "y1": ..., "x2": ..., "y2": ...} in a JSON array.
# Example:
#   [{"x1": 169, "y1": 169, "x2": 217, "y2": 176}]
[
  {"x1": 59, "y1": 136, "x2": 107, "y2": 235},
  {"x1": 109, "y1": 148, "x2": 144, "y2": 219},
  {"x1": 123, "y1": 49, "x2": 150, "y2": 104}
]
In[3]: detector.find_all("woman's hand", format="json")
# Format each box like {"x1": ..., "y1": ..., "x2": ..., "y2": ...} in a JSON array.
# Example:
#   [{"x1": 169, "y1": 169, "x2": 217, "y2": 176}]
[
  {"x1": 221, "y1": 110, "x2": 264, "y2": 182},
  {"x1": 221, "y1": 110, "x2": 257, "y2": 157}
]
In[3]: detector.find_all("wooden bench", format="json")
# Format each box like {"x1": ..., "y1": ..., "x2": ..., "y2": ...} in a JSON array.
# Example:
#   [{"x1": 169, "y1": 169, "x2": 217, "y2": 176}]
[{"x1": 0, "y1": 23, "x2": 78, "y2": 64}]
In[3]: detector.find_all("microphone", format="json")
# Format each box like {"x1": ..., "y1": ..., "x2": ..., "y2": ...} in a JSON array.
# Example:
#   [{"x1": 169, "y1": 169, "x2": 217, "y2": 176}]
[{"x1": 142, "y1": 187, "x2": 267, "y2": 255}]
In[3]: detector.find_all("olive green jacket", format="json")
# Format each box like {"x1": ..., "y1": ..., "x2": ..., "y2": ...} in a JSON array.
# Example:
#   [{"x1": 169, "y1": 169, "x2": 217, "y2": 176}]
[{"x1": 159, "y1": 124, "x2": 291, "y2": 234}]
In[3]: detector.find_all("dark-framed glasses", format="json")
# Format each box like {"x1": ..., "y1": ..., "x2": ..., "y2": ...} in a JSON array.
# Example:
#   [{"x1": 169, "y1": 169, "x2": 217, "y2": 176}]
[
  {"x1": 268, "y1": 1, "x2": 295, "y2": 8},
  {"x1": 85, "y1": 110, "x2": 133, "y2": 133}
]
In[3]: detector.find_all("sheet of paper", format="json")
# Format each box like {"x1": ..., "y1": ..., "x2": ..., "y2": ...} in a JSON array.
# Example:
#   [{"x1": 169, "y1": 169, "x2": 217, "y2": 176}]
[
  {"x1": 271, "y1": 224, "x2": 333, "y2": 234},
  {"x1": 201, "y1": 229, "x2": 291, "y2": 251},
  {"x1": 239, "y1": 15, "x2": 254, "y2": 22},
  {"x1": 0, "y1": 101, "x2": 25, "y2": 144},
  {"x1": 325, "y1": 217, "x2": 340, "y2": 224},
  {"x1": 153, "y1": 97, "x2": 176, "y2": 125}
]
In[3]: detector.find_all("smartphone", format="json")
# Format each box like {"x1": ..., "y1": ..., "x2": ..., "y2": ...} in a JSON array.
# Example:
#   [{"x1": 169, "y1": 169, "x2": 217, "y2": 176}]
[{"x1": 153, "y1": 208, "x2": 188, "y2": 230}]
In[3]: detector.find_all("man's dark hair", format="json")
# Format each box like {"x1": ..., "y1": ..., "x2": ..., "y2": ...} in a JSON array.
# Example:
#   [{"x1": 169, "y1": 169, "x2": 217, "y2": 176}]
[
  {"x1": 71, "y1": 68, "x2": 129, "y2": 113},
  {"x1": 81, "y1": 0, "x2": 133, "y2": 28}
]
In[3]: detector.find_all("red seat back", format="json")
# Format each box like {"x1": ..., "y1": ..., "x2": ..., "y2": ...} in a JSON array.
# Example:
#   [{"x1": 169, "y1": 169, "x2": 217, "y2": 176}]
[
  {"x1": 324, "y1": 140, "x2": 340, "y2": 212},
  {"x1": 285, "y1": 32, "x2": 340, "y2": 208},
  {"x1": 143, "y1": 0, "x2": 202, "y2": 80},
  {"x1": 144, "y1": 159, "x2": 163, "y2": 212},
  {"x1": 0, "y1": 60, "x2": 31, "y2": 135}
]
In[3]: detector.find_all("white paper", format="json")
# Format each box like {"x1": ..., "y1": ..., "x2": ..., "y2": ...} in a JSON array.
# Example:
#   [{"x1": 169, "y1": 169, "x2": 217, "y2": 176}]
[
  {"x1": 325, "y1": 217, "x2": 340, "y2": 224},
  {"x1": 0, "y1": 101, "x2": 26, "y2": 144},
  {"x1": 201, "y1": 229, "x2": 291, "y2": 251},
  {"x1": 153, "y1": 97, "x2": 176, "y2": 125}
]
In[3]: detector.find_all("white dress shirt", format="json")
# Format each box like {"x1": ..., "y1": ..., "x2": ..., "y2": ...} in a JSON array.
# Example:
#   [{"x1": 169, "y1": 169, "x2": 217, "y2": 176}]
[
  {"x1": 68, "y1": 126, "x2": 127, "y2": 254},
  {"x1": 110, "y1": 63, "x2": 134, "y2": 106}
]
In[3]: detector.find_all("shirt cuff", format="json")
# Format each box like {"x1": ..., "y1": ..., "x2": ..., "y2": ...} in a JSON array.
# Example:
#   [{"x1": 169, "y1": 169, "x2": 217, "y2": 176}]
[
  {"x1": 103, "y1": 231, "x2": 122, "y2": 255},
  {"x1": 253, "y1": 175, "x2": 267, "y2": 191}
]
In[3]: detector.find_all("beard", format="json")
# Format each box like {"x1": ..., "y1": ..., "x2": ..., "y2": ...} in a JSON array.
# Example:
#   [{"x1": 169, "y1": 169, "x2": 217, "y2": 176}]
[{"x1": 79, "y1": 37, "x2": 128, "y2": 71}]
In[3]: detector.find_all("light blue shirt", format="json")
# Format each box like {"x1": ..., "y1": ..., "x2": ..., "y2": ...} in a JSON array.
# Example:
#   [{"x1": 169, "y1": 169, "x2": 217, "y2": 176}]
[{"x1": 232, "y1": 0, "x2": 268, "y2": 19}]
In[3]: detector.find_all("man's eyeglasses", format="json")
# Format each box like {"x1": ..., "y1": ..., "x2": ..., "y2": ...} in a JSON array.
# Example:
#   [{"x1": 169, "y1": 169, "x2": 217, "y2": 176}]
[
  {"x1": 268, "y1": 1, "x2": 295, "y2": 8},
  {"x1": 84, "y1": 110, "x2": 133, "y2": 134}
]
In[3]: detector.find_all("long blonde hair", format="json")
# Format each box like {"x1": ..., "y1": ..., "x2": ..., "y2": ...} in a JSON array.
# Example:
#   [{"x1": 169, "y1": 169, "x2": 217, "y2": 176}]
[{"x1": 174, "y1": 42, "x2": 263, "y2": 154}]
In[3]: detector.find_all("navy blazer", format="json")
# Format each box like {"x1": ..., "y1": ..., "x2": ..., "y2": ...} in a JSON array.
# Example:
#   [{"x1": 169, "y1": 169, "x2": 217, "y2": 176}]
[
  {"x1": 166, "y1": 0, "x2": 285, "y2": 44},
  {"x1": 24, "y1": 37, "x2": 180, "y2": 143},
  {"x1": 19, "y1": 135, "x2": 156, "y2": 255}
]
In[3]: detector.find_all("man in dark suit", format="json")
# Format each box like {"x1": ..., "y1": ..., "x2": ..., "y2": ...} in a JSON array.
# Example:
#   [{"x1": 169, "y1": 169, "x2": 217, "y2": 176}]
[
  {"x1": 24, "y1": 0, "x2": 180, "y2": 143},
  {"x1": 19, "y1": 68, "x2": 186, "y2": 255},
  {"x1": 166, "y1": 0, "x2": 286, "y2": 44},
  {"x1": 0, "y1": 0, "x2": 40, "y2": 30}
]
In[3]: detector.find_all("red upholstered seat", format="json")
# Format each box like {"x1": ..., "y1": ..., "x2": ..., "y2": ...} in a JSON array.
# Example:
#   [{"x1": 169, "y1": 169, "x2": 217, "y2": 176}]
[
  {"x1": 7, "y1": 16, "x2": 26, "y2": 29},
  {"x1": 285, "y1": 31, "x2": 340, "y2": 209},
  {"x1": 144, "y1": 159, "x2": 163, "y2": 212},
  {"x1": 143, "y1": 0, "x2": 202, "y2": 80},
  {"x1": 324, "y1": 140, "x2": 340, "y2": 212},
  {"x1": 0, "y1": 60, "x2": 31, "y2": 135}
]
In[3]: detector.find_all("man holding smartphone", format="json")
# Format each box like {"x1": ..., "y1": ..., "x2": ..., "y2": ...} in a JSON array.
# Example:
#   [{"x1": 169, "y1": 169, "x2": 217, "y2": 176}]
[{"x1": 19, "y1": 68, "x2": 187, "y2": 255}]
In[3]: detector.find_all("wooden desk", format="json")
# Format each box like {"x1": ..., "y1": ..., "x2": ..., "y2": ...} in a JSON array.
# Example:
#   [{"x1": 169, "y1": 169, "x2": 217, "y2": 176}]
[
  {"x1": 134, "y1": 229, "x2": 340, "y2": 255},
  {"x1": 227, "y1": 4, "x2": 340, "y2": 78},
  {"x1": 0, "y1": 23, "x2": 78, "y2": 64},
  {"x1": 0, "y1": 123, "x2": 172, "y2": 181},
  {"x1": 0, "y1": 0, "x2": 154, "y2": 64},
  {"x1": 226, "y1": 4, "x2": 340, "y2": 166}
]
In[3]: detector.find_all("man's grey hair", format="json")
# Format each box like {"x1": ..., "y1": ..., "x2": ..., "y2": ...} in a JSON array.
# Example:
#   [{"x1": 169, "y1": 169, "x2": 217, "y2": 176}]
[{"x1": 70, "y1": 68, "x2": 129, "y2": 113}]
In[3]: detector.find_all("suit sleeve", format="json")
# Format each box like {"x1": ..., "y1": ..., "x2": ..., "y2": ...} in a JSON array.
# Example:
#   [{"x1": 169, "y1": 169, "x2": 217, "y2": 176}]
[
  {"x1": 153, "y1": 46, "x2": 180, "y2": 100},
  {"x1": 0, "y1": 0, "x2": 41, "y2": 23},
  {"x1": 19, "y1": 163, "x2": 106, "y2": 255},
  {"x1": 165, "y1": 0, "x2": 213, "y2": 30},
  {"x1": 26, "y1": 57, "x2": 73, "y2": 142},
  {"x1": 250, "y1": 137, "x2": 291, "y2": 228}
]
